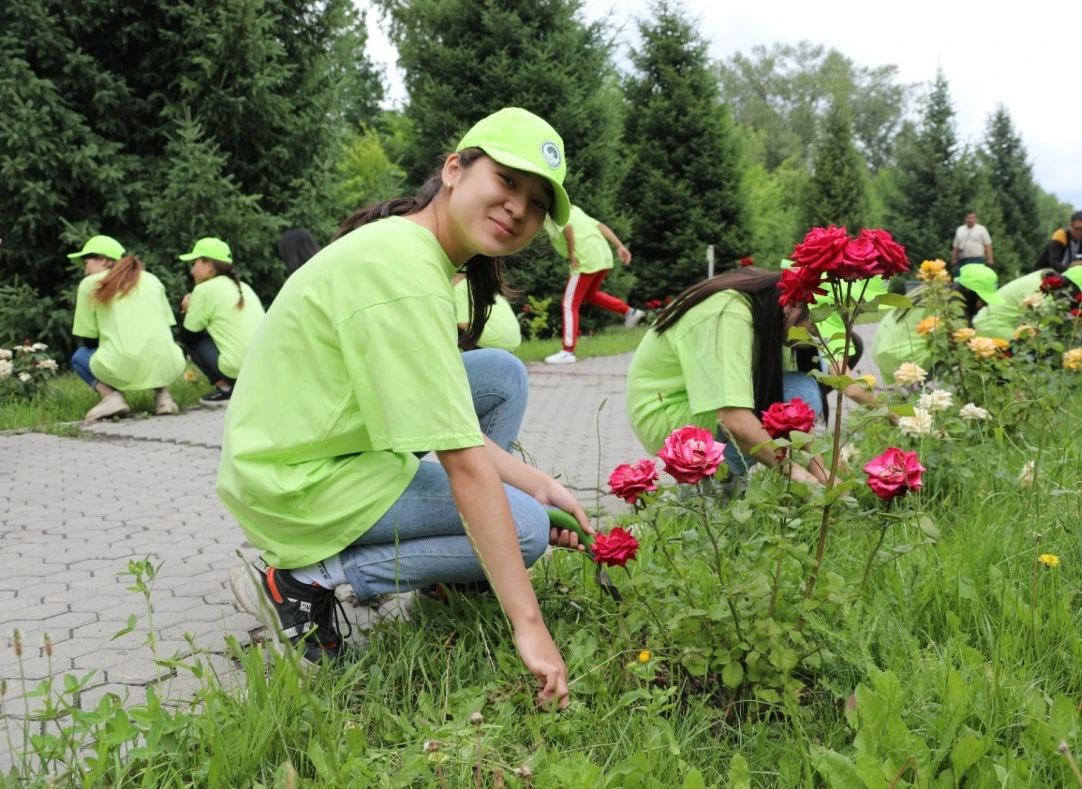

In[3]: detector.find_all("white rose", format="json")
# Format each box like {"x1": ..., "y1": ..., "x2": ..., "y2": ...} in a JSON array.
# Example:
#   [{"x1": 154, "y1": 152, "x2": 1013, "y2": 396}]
[
  {"x1": 0, "y1": 349, "x2": 12, "y2": 360},
  {"x1": 0, "y1": 359, "x2": 12, "y2": 378},
  {"x1": 918, "y1": 389, "x2": 953, "y2": 413},
  {"x1": 893, "y1": 362, "x2": 928, "y2": 386},
  {"x1": 18, "y1": 372, "x2": 32, "y2": 383},
  {"x1": 898, "y1": 407, "x2": 934, "y2": 437},
  {"x1": 958, "y1": 402, "x2": 991, "y2": 421}
]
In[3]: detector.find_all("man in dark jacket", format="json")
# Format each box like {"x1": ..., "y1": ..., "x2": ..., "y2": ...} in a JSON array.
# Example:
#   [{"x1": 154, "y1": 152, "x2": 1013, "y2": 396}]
[{"x1": 1034, "y1": 211, "x2": 1082, "y2": 272}]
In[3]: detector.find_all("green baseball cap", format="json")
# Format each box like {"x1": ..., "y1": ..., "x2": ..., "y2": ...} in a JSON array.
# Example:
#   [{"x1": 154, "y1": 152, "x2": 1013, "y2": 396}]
[
  {"x1": 1064, "y1": 264, "x2": 1082, "y2": 289},
  {"x1": 956, "y1": 263, "x2": 1003, "y2": 305},
  {"x1": 179, "y1": 237, "x2": 232, "y2": 263},
  {"x1": 67, "y1": 235, "x2": 125, "y2": 261},
  {"x1": 456, "y1": 108, "x2": 570, "y2": 225}
]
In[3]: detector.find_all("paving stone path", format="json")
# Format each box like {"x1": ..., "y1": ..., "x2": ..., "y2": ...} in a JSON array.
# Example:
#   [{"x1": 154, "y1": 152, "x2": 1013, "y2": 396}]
[{"x1": 0, "y1": 327, "x2": 880, "y2": 768}]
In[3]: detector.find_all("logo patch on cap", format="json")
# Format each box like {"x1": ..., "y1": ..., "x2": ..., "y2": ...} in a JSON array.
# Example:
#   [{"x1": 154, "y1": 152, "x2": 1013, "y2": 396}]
[{"x1": 541, "y1": 141, "x2": 562, "y2": 170}]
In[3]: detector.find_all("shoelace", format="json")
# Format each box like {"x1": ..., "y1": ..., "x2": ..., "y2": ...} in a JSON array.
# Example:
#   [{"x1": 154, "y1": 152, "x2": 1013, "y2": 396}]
[{"x1": 309, "y1": 589, "x2": 353, "y2": 647}]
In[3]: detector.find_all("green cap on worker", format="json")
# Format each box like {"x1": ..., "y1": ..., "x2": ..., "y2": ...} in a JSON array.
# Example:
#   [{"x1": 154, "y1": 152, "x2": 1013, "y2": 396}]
[
  {"x1": 456, "y1": 107, "x2": 571, "y2": 226},
  {"x1": 179, "y1": 237, "x2": 232, "y2": 264},
  {"x1": 956, "y1": 263, "x2": 1003, "y2": 305},
  {"x1": 67, "y1": 235, "x2": 125, "y2": 261}
]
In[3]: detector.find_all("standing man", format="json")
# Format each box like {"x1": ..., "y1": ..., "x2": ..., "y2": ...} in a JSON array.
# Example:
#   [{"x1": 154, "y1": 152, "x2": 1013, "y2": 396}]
[
  {"x1": 951, "y1": 210, "x2": 994, "y2": 274},
  {"x1": 544, "y1": 205, "x2": 644, "y2": 365},
  {"x1": 1033, "y1": 211, "x2": 1082, "y2": 273}
]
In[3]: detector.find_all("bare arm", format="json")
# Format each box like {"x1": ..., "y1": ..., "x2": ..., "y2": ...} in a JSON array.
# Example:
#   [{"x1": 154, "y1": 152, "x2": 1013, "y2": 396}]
[
  {"x1": 984, "y1": 243, "x2": 994, "y2": 266},
  {"x1": 718, "y1": 406, "x2": 828, "y2": 484},
  {"x1": 437, "y1": 445, "x2": 571, "y2": 709},
  {"x1": 597, "y1": 222, "x2": 632, "y2": 264},
  {"x1": 562, "y1": 225, "x2": 578, "y2": 271},
  {"x1": 951, "y1": 243, "x2": 959, "y2": 267}
]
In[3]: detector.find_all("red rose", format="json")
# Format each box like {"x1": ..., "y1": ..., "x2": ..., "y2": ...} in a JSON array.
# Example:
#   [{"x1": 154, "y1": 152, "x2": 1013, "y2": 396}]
[
  {"x1": 777, "y1": 264, "x2": 829, "y2": 307},
  {"x1": 862, "y1": 447, "x2": 925, "y2": 501},
  {"x1": 607, "y1": 459, "x2": 659, "y2": 504},
  {"x1": 1040, "y1": 274, "x2": 1066, "y2": 292},
  {"x1": 792, "y1": 225, "x2": 850, "y2": 278},
  {"x1": 858, "y1": 229, "x2": 909, "y2": 278},
  {"x1": 761, "y1": 397, "x2": 817, "y2": 439},
  {"x1": 739, "y1": 256, "x2": 755, "y2": 267},
  {"x1": 656, "y1": 425, "x2": 726, "y2": 484},
  {"x1": 522, "y1": 304, "x2": 533, "y2": 314},
  {"x1": 835, "y1": 237, "x2": 880, "y2": 280},
  {"x1": 590, "y1": 527, "x2": 640, "y2": 568}
]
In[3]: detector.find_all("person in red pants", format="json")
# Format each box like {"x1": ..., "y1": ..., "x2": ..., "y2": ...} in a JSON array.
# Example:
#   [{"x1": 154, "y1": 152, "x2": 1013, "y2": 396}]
[{"x1": 544, "y1": 205, "x2": 644, "y2": 364}]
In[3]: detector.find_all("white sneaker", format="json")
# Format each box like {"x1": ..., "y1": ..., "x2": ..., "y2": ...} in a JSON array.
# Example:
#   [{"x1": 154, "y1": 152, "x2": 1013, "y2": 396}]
[
  {"x1": 83, "y1": 391, "x2": 130, "y2": 423},
  {"x1": 155, "y1": 390, "x2": 179, "y2": 416},
  {"x1": 544, "y1": 350, "x2": 577, "y2": 365},
  {"x1": 624, "y1": 308, "x2": 645, "y2": 329}
]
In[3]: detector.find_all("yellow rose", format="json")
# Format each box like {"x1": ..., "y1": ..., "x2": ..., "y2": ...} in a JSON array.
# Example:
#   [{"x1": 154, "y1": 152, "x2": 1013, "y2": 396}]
[
  {"x1": 1063, "y1": 348, "x2": 1082, "y2": 371},
  {"x1": 1012, "y1": 325, "x2": 1037, "y2": 341},
  {"x1": 952, "y1": 327, "x2": 976, "y2": 343},
  {"x1": 968, "y1": 337, "x2": 999, "y2": 359}
]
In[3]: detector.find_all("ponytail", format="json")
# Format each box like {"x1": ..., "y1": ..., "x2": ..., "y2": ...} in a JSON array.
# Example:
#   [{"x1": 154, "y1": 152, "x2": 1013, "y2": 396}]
[
  {"x1": 331, "y1": 147, "x2": 511, "y2": 349},
  {"x1": 94, "y1": 256, "x2": 144, "y2": 306},
  {"x1": 203, "y1": 259, "x2": 245, "y2": 308}
]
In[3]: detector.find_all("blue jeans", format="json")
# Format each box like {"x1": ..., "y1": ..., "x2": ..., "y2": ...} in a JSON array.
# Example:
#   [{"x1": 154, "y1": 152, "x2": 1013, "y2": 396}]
[
  {"x1": 721, "y1": 371, "x2": 824, "y2": 476},
  {"x1": 71, "y1": 347, "x2": 97, "y2": 387},
  {"x1": 339, "y1": 349, "x2": 549, "y2": 602},
  {"x1": 184, "y1": 332, "x2": 233, "y2": 386}
]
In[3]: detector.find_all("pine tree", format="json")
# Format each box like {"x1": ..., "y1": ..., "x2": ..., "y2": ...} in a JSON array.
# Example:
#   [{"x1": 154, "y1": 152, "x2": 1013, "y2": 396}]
[
  {"x1": 979, "y1": 106, "x2": 1042, "y2": 273},
  {"x1": 376, "y1": 0, "x2": 629, "y2": 332},
  {"x1": 802, "y1": 99, "x2": 869, "y2": 232},
  {"x1": 883, "y1": 70, "x2": 972, "y2": 265},
  {"x1": 0, "y1": 0, "x2": 382, "y2": 350},
  {"x1": 623, "y1": 0, "x2": 750, "y2": 301}
]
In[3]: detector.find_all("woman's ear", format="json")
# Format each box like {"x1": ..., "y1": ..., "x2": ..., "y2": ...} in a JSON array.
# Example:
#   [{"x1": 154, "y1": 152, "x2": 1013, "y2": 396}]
[{"x1": 442, "y1": 153, "x2": 462, "y2": 190}]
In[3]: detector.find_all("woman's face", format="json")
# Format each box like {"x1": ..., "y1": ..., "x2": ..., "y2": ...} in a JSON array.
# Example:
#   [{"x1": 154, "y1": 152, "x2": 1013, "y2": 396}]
[
  {"x1": 783, "y1": 305, "x2": 811, "y2": 344},
  {"x1": 83, "y1": 255, "x2": 111, "y2": 276},
  {"x1": 190, "y1": 258, "x2": 215, "y2": 284},
  {"x1": 442, "y1": 154, "x2": 553, "y2": 262}
]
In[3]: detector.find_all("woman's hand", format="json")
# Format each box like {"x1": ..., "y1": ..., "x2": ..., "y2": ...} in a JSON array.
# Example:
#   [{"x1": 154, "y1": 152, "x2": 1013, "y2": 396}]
[
  {"x1": 180, "y1": 293, "x2": 191, "y2": 314},
  {"x1": 514, "y1": 622, "x2": 571, "y2": 710},
  {"x1": 531, "y1": 480, "x2": 593, "y2": 550}
]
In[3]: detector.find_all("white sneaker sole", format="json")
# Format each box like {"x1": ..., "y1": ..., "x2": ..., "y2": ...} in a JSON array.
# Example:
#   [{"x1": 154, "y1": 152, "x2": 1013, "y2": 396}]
[
  {"x1": 83, "y1": 402, "x2": 131, "y2": 423},
  {"x1": 229, "y1": 564, "x2": 293, "y2": 662},
  {"x1": 544, "y1": 356, "x2": 577, "y2": 365}
]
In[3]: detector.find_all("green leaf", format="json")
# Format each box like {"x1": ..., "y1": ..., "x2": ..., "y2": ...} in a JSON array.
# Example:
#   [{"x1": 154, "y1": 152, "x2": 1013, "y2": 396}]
[
  {"x1": 681, "y1": 768, "x2": 707, "y2": 789},
  {"x1": 951, "y1": 735, "x2": 988, "y2": 778},
  {"x1": 722, "y1": 661, "x2": 744, "y2": 688},
  {"x1": 786, "y1": 326, "x2": 812, "y2": 342},
  {"x1": 811, "y1": 747, "x2": 864, "y2": 789},
  {"x1": 889, "y1": 404, "x2": 915, "y2": 417},
  {"x1": 873, "y1": 292, "x2": 914, "y2": 308},
  {"x1": 681, "y1": 652, "x2": 708, "y2": 677},
  {"x1": 814, "y1": 373, "x2": 857, "y2": 390},
  {"x1": 1050, "y1": 696, "x2": 1079, "y2": 742},
  {"x1": 916, "y1": 516, "x2": 940, "y2": 541},
  {"x1": 727, "y1": 754, "x2": 751, "y2": 789},
  {"x1": 111, "y1": 614, "x2": 137, "y2": 641}
]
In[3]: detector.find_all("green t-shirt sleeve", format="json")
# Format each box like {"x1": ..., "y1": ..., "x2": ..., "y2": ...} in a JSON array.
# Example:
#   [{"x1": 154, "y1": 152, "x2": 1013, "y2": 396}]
[
  {"x1": 72, "y1": 278, "x2": 99, "y2": 338},
  {"x1": 452, "y1": 281, "x2": 470, "y2": 325},
  {"x1": 159, "y1": 280, "x2": 177, "y2": 328},
  {"x1": 338, "y1": 295, "x2": 483, "y2": 453},
  {"x1": 674, "y1": 300, "x2": 756, "y2": 415},
  {"x1": 183, "y1": 285, "x2": 210, "y2": 332}
]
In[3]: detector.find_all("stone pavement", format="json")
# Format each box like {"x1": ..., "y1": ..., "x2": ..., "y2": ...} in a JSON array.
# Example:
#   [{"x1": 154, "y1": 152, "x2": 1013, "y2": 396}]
[
  {"x1": 0, "y1": 327, "x2": 881, "y2": 768},
  {"x1": 0, "y1": 352, "x2": 645, "y2": 767}
]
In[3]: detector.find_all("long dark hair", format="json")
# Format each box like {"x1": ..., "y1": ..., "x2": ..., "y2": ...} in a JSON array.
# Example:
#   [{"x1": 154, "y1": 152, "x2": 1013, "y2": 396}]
[
  {"x1": 202, "y1": 259, "x2": 246, "y2": 309},
  {"x1": 95, "y1": 255, "x2": 143, "y2": 306},
  {"x1": 654, "y1": 269, "x2": 804, "y2": 415},
  {"x1": 332, "y1": 148, "x2": 510, "y2": 349},
  {"x1": 278, "y1": 227, "x2": 321, "y2": 276}
]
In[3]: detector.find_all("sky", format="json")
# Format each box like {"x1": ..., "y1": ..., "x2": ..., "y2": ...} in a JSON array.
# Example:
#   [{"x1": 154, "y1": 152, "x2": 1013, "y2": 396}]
[{"x1": 362, "y1": 0, "x2": 1081, "y2": 210}]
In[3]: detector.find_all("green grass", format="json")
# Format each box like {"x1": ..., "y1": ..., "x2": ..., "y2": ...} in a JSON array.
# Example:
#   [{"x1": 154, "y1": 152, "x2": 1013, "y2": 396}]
[
  {"x1": 514, "y1": 324, "x2": 647, "y2": 363},
  {"x1": 0, "y1": 367, "x2": 211, "y2": 433}
]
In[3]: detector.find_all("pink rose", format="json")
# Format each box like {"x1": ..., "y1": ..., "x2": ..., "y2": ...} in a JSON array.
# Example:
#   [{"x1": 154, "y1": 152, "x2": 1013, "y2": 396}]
[
  {"x1": 862, "y1": 447, "x2": 926, "y2": 501},
  {"x1": 656, "y1": 425, "x2": 726, "y2": 484},
  {"x1": 761, "y1": 398, "x2": 817, "y2": 439},
  {"x1": 792, "y1": 225, "x2": 850, "y2": 278},
  {"x1": 836, "y1": 237, "x2": 880, "y2": 280},
  {"x1": 608, "y1": 459, "x2": 659, "y2": 504},
  {"x1": 859, "y1": 229, "x2": 910, "y2": 278},
  {"x1": 590, "y1": 527, "x2": 640, "y2": 568},
  {"x1": 777, "y1": 264, "x2": 829, "y2": 307}
]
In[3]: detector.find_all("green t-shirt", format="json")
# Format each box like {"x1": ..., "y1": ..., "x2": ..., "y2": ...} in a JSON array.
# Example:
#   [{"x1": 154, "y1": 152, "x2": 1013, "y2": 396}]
[
  {"x1": 626, "y1": 291, "x2": 759, "y2": 454},
  {"x1": 972, "y1": 271, "x2": 1046, "y2": 341},
  {"x1": 183, "y1": 276, "x2": 266, "y2": 379},
  {"x1": 544, "y1": 205, "x2": 613, "y2": 275},
  {"x1": 452, "y1": 279, "x2": 522, "y2": 351},
  {"x1": 216, "y1": 216, "x2": 484, "y2": 568},
  {"x1": 72, "y1": 270, "x2": 185, "y2": 390},
  {"x1": 870, "y1": 305, "x2": 933, "y2": 384}
]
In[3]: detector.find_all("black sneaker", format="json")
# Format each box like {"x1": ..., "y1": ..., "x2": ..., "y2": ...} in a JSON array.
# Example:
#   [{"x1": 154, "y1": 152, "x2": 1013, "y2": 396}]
[
  {"x1": 229, "y1": 559, "x2": 351, "y2": 665},
  {"x1": 200, "y1": 388, "x2": 232, "y2": 406}
]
